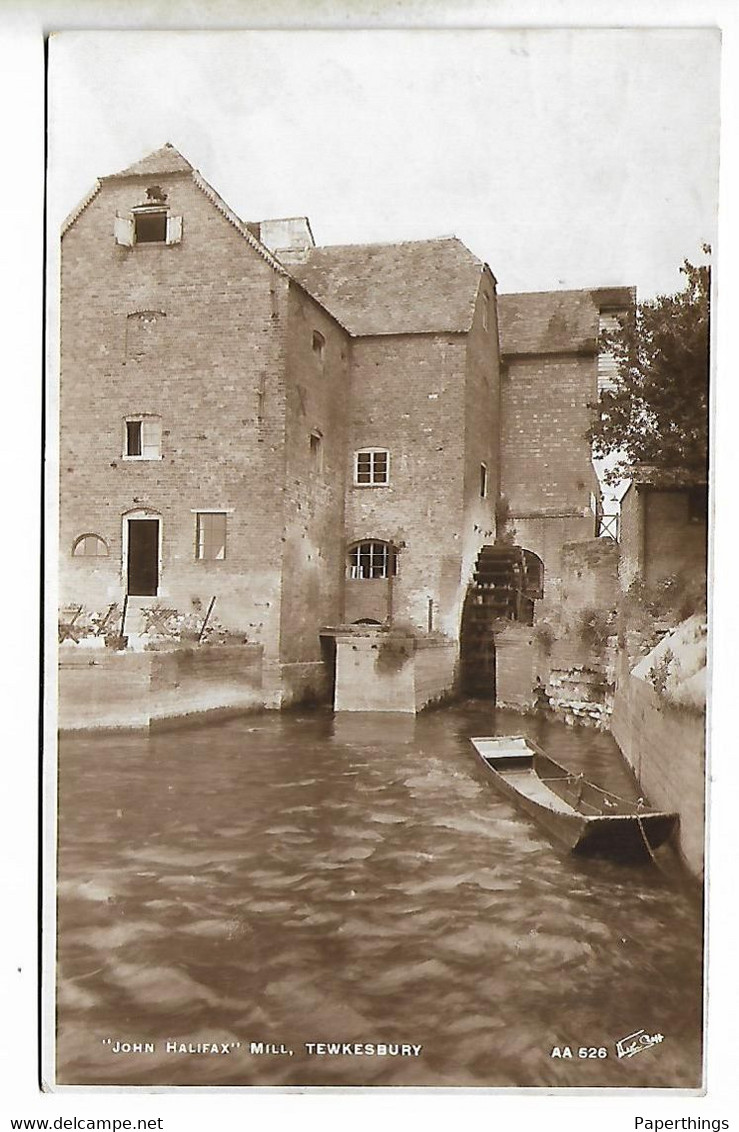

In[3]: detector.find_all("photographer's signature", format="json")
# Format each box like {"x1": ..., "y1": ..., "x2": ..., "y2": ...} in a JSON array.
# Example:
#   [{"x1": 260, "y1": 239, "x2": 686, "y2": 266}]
[{"x1": 615, "y1": 1028, "x2": 665, "y2": 1059}]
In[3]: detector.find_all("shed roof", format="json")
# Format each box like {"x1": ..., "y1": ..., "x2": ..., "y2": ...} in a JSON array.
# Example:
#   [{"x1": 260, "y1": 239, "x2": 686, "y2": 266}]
[{"x1": 281, "y1": 237, "x2": 487, "y2": 336}]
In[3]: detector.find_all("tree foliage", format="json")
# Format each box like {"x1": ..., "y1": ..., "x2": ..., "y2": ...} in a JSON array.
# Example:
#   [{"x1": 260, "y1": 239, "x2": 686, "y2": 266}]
[{"x1": 588, "y1": 251, "x2": 710, "y2": 484}]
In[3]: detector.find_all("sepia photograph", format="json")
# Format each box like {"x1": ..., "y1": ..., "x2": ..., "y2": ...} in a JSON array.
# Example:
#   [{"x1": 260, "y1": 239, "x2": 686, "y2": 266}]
[{"x1": 45, "y1": 25, "x2": 718, "y2": 1091}]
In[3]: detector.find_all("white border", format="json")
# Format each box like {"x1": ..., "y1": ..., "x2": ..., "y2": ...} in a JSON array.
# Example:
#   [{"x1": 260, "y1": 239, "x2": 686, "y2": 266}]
[{"x1": 1, "y1": 4, "x2": 735, "y2": 1131}]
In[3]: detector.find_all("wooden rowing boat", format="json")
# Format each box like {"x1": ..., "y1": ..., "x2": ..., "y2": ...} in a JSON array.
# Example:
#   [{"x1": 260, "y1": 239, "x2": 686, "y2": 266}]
[{"x1": 470, "y1": 735, "x2": 678, "y2": 859}]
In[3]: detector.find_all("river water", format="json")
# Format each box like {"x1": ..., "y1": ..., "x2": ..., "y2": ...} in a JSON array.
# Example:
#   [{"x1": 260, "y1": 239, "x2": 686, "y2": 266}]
[{"x1": 55, "y1": 705, "x2": 703, "y2": 1089}]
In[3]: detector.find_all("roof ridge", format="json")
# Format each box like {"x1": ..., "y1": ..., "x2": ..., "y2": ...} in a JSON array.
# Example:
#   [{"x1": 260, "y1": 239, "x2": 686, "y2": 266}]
[
  {"x1": 311, "y1": 235, "x2": 467, "y2": 252},
  {"x1": 499, "y1": 285, "x2": 632, "y2": 299}
]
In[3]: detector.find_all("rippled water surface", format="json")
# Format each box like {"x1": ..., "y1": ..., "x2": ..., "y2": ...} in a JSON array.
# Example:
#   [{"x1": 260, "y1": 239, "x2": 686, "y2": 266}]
[{"x1": 56, "y1": 706, "x2": 703, "y2": 1088}]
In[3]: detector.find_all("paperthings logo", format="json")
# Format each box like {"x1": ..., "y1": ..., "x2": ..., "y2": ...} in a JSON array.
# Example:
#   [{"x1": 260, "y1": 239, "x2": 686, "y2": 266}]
[{"x1": 615, "y1": 1029, "x2": 665, "y2": 1059}]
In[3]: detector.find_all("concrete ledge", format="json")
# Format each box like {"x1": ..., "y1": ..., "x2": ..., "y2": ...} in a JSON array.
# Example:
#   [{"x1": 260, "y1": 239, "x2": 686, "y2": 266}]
[
  {"x1": 334, "y1": 631, "x2": 457, "y2": 713},
  {"x1": 58, "y1": 643, "x2": 265, "y2": 731}
]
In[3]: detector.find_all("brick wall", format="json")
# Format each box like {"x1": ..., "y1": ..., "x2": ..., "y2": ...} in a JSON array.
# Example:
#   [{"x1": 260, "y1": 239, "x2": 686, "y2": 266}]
[
  {"x1": 344, "y1": 334, "x2": 466, "y2": 633},
  {"x1": 618, "y1": 486, "x2": 708, "y2": 592},
  {"x1": 60, "y1": 173, "x2": 353, "y2": 673},
  {"x1": 643, "y1": 490, "x2": 708, "y2": 587},
  {"x1": 461, "y1": 273, "x2": 500, "y2": 604},
  {"x1": 344, "y1": 318, "x2": 496, "y2": 637},
  {"x1": 618, "y1": 484, "x2": 641, "y2": 590},
  {"x1": 279, "y1": 285, "x2": 350, "y2": 663},
  {"x1": 500, "y1": 352, "x2": 600, "y2": 593},
  {"x1": 60, "y1": 173, "x2": 291, "y2": 654}
]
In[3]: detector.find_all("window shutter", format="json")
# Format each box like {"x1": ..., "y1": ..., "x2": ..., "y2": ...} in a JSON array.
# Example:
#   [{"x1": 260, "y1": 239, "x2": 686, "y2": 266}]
[
  {"x1": 141, "y1": 419, "x2": 161, "y2": 460},
  {"x1": 114, "y1": 214, "x2": 135, "y2": 247},
  {"x1": 166, "y1": 215, "x2": 183, "y2": 245}
]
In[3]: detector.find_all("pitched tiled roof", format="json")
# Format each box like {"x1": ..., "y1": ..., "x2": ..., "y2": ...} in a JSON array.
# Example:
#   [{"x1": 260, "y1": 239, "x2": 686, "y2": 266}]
[
  {"x1": 281, "y1": 238, "x2": 486, "y2": 336},
  {"x1": 106, "y1": 143, "x2": 194, "y2": 179},
  {"x1": 497, "y1": 289, "x2": 601, "y2": 356},
  {"x1": 64, "y1": 145, "x2": 288, "y2": 276}
]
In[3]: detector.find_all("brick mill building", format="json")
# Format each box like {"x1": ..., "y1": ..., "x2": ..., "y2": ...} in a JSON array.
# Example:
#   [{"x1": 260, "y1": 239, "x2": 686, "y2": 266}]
[{"x1": 59, "y1": 143, "x2": 633, "y2": 706}]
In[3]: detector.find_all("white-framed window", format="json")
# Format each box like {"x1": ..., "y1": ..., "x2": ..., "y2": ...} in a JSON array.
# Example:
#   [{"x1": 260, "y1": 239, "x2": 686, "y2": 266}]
[
  {"x1": 114, "y1": 211, "x2": 183, "y2": 247},
  {"x1": 196, "y1": 512, "x2": 227, "y2": 561},
  {"x1": 348, "y1": 540, "x2": 398, "y2": 580},
  {"x1": 72, "y1": 533, "x2": 108, "y2": 557},
  {"x1": 124, "y1": 416, "x2": 162, "y2": 460},
  {"x1": 354, "y1": 448, "x2": 389, "y2": 486},
  {"x1": 480, "y1": 463, "x2": 488, "y2": 499}
]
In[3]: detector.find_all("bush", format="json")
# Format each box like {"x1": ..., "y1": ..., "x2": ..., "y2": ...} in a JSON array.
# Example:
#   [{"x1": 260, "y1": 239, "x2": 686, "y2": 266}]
[
  {"x1": 533, "y1": 619, "x2": 557, "y2": 656},
  {"x1": 577, "y1": 607, "x2": 613, "y2": 653},
  {"x1": 648, "y1": 647, "x2": 674, "y2": 696},
  {"x1": 625, "y1": 574, "x2": 706, "y2": 624},
  {"x1": 374, "y1": 624, "x2": 416, "y2": 674}
]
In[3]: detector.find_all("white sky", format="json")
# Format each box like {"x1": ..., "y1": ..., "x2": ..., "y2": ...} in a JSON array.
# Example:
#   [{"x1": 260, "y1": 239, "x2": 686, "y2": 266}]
[{"x1": 48, "y1": 27, "x2": 720, "y2": 299}]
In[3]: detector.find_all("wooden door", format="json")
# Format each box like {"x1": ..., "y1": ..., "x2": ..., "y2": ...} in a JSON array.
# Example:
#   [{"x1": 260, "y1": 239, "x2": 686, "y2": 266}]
[{"x1": 127, "y1": 519, "x2": 159, "y2": 596}]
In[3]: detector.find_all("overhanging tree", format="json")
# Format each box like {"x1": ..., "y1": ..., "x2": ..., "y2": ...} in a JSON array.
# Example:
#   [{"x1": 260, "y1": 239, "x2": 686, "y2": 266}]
[{"x1": 588, "y1": 251, "x2": 710, "y2": 484}]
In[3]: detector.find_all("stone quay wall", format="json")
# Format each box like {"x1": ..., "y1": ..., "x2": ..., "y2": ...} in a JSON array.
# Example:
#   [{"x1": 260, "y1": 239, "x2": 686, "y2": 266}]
[
  {"x1": 59, "y1": 643, "x2": 268, "y2": 731},
  {"x1": 610, "y1": 662, "x2": 705, "y2": 879}
]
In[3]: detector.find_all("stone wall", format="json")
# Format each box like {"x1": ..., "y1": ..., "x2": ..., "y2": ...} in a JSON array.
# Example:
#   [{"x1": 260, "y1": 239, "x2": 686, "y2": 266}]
[
  {"x1": 611, "y1": 662, "x2": 705, "y2": 878},
  {"x1": 58, "y1": 643, "x2": 265, "y2": 731},
  {"x1": 559, "y1": 538, "x2": 619, "y2": 614}
]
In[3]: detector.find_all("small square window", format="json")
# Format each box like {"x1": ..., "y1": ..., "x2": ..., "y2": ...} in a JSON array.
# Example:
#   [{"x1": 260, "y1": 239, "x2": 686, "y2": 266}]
[
  {"x1": 124, "y1": 417, "x2": 161, "y2": 460},
  {"x1": 134, "y1": 210, "x2": 168, "y2": 243},
  {"x1": 355, "y1": 449, "x2": 389, "y2": 486},
  {"x1": 196, "y1": 512, "x2": 227, "y2": 561}
]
